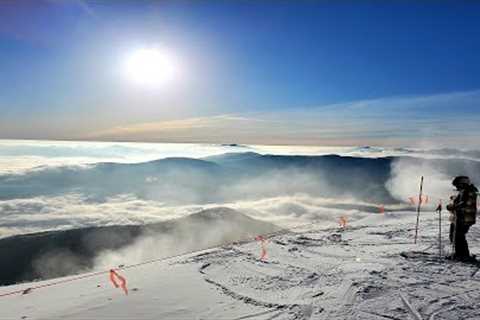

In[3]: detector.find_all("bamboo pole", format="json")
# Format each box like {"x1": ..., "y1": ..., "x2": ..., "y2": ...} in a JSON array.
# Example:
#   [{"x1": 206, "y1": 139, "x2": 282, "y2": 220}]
[
  {"x1": 437, "y1": 200, "x2": 442, "y2": 258},
  {"x1": 414, "y1": 176, "x2": 424, "y2": 244}
]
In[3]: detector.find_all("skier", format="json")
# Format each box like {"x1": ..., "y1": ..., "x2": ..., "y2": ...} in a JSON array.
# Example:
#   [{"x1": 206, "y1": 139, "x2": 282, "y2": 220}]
[{"x1": 446, "y1": 176, "x2": 478, "y2": 261}]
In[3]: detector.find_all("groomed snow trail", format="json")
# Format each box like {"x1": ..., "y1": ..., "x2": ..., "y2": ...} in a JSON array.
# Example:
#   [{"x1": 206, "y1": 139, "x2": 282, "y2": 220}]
[{"x1": 1, "y1": 211, "x2": 480, "y2": 319}]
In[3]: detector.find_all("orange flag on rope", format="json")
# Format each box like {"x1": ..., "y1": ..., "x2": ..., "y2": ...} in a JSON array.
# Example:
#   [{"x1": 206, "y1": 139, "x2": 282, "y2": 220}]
[
  {"x1": 339, "y1": 216, "x2": 347, "y2": 228},
  {"x1": 409, "y1": 195, "x2": 429, "y2": 205},
  {"x1": 255, "y1": 235, "x2": 267, "y2": 261},
  {"x1": 109, "y1": 269, "x2": 128, "y2": 295}
]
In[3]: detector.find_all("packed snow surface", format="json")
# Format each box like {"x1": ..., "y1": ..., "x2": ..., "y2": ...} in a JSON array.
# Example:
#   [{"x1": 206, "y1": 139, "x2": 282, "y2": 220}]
[{"x1": 1, "y1": 210, "x2": 480, "y2": 320}]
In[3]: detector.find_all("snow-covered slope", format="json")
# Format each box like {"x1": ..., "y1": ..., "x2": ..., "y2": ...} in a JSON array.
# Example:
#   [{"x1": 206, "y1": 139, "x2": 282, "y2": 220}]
[
  {"x1": 0, "y1": 207, "x2": 280, "y2": 286},
  {"x1": 2, "y1": 210, "x2": 480, "y2": 319}
]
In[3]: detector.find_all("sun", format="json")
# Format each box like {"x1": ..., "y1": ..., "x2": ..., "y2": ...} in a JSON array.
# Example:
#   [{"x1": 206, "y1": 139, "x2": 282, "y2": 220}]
[{"x1": 124, "y1": 48, "x2": 179, "y2": 87}]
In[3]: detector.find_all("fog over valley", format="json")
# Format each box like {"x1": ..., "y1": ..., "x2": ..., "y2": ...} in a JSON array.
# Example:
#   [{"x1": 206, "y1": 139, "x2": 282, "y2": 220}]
[{"x1": 0, "y1": 140, "x2": 478, "y2": 286}]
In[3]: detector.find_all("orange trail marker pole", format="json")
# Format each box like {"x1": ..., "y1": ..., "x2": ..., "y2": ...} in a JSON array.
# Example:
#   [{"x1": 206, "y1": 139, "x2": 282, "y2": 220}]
[
  {"x1": 109, "y1": 269, "x2": 128, "y2": 295},
  {"x1": 339, "y1": 216, "x2": 347, "y2": 228},
  {"x1": 109, "y1": 270, "x2": 119, "y2": 288},
  {"x1": 414, "y1": 176, "x2": 424, "y2": 244},
  {"x1": 118, "y1": 275, "x2": 128, "y2": 295},
  {"x1": 255, "y1": 236, "x2": 267, "y2": 261}
]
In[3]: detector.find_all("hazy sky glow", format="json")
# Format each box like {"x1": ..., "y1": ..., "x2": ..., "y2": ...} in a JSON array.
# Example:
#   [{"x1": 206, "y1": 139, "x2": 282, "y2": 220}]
[{"x1": 1, "y1": 1, "x2": 479, "y2": 147}]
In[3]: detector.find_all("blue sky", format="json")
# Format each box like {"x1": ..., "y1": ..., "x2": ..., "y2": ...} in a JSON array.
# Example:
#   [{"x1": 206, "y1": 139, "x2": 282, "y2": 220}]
[{"x1": 0, "y1": 0, "x2": 479, "y2": 146}]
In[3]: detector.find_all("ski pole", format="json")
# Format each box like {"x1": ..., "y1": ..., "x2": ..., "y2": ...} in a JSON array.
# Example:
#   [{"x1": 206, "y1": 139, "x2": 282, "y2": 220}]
[
  {"x1": 436, "y1": 200, "x2": 442, "y2": 259},
  {"x1": 414, "y1": 176, "x2": 424, "y2": 244},
  {"x1": 452, "y1": 209, "x2": 457, "y2": 258}
]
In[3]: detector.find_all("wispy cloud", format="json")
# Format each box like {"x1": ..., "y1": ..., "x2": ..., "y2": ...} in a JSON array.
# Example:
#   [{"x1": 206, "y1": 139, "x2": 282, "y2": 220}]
[
  {"x1": 84, "y1": 90, "x2": 480, "y2": 147},
  {"x1": 86, "y1": 114, "x2": 282, "y2": 143},
  {"x1": 90, "y1": 115, "x2": 267, "y2": 135}
]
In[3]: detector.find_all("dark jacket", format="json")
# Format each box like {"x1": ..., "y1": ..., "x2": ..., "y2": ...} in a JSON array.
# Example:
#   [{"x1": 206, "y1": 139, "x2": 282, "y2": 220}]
[{"x1": 447, "y1": 184, "x2": 478, "y2": 224}]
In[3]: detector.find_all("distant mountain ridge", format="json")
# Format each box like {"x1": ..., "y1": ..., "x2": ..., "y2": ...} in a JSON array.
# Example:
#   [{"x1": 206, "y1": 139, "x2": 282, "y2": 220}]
[{"x1": 1, "y1": 152, "x2": 480, "y2": 205}]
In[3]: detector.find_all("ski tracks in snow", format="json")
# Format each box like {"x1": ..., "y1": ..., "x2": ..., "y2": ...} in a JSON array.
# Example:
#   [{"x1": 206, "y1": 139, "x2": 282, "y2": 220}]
[
  {"x1": 177, "y1": 216, "x2": 480, "y2": 319},
  {"x1": 179, "y1": 225, "x2": 384, "y2": 319}
]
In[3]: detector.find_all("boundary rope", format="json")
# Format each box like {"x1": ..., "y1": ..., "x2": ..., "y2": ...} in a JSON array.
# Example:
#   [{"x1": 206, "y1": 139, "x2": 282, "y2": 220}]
[{"x1": 0, "y1": 219, "x2": 333, "y2": 298}]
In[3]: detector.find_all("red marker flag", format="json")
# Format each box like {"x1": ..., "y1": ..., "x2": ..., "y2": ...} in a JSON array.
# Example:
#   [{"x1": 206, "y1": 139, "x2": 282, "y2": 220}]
[
  {"x1": 339, "y1": 216, "x2": 347, "y2": 228},
  {"x1": 255, "y1": 235, "x2": 267, "y2": 261},
  {"x1": 379, "y1": 205, "x2": 385, "y2": 214},
  {"x1": 409, "y1": 195, "x2": 429, "y2": 205},
  {"x1": 109, "y1": 269, "x2": 128, "y2": 295}
]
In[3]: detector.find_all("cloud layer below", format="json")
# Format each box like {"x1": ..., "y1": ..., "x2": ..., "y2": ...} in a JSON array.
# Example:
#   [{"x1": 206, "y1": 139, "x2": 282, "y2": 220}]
[
  {"x1": 2, "y1": 140, "x2": 480, "y2": 239},
  {"x1": 2, "y1": 139, "x2": 480, "y2": 175}
]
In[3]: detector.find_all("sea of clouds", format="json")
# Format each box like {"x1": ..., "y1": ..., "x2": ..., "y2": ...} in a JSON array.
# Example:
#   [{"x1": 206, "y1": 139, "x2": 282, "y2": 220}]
[
  {"x1": 2, "y1": 139, "x2": 480, "y2": 174},
  {"x1": 1, "y1": 139, "x2": 479, "y2": 238}
]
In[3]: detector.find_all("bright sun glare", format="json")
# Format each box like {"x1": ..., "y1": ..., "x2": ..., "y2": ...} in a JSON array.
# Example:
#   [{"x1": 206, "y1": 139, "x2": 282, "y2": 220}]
[{"x1": 124, "y1": 48, "x2": 179, "y2": 87}]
